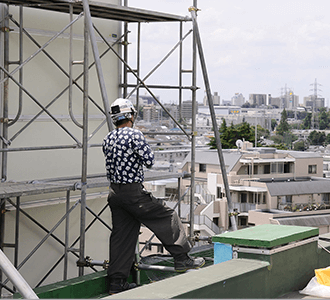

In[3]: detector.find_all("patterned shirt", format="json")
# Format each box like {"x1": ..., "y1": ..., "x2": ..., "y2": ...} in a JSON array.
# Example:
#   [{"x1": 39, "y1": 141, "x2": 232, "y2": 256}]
[{"x1": 102, "y1": 127, "x2": 155, "y2": 184}]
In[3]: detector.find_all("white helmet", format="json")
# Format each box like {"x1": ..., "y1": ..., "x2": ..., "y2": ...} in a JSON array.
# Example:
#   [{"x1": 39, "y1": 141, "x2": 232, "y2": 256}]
[{"x1": 110, "y1": 98, "x2": 137, "y2": 124}]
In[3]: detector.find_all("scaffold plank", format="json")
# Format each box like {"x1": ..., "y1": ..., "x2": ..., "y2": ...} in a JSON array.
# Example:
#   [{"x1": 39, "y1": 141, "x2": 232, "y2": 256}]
[
  {"x1": 0, "y1": 171, "x2": 189, "y2": 198},
  {"x1": 0, "y1": 0, "x2": 191, "y2": 23}
]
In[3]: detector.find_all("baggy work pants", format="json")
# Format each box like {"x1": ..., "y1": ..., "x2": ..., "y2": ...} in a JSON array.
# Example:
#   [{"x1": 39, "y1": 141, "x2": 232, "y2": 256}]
[{"x1": 107, "y1": 182, "x2": 192, "y2": 279}]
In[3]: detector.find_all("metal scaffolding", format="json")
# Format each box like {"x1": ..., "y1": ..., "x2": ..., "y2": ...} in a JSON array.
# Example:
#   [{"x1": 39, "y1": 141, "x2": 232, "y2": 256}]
[
  {"x1": 0, "y1": 0, "x2": 235, "y2": 295},
  {"x1": 0, "y1": 0, "x2": 198, "y2": 293}
]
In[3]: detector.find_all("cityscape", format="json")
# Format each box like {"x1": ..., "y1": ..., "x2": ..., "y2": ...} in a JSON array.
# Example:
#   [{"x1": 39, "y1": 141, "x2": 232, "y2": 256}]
[{"x1": 2, "y1": 0, "x2": 330, "y2": 299}]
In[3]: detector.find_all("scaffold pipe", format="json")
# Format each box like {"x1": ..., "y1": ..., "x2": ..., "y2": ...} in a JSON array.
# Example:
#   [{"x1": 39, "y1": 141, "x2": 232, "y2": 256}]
[{"x1": 0, "y1": 249, "x2": 38, "y2": 299}]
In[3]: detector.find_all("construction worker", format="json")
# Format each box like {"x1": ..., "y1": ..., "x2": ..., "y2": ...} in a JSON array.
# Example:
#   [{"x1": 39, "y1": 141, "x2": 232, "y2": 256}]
[{"x1": 102, "y1": 98, "x2": 205, "y2": 294}]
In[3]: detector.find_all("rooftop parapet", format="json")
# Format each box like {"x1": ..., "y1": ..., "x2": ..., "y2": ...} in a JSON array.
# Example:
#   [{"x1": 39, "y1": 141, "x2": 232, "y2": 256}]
[{"x1": 14, "y1": 224, "x2": 330, "y2": 299}]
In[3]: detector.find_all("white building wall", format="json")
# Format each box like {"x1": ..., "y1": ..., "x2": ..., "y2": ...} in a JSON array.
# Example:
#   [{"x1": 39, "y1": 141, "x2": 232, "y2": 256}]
[
  {"x1": 3, "y1": 195, "x2": 111, "y2": 288},
  {"x1": 207, "y1": 173, "x2": 218, "y2": 197},
  {"x1": 1, "y1": 1, "x2": 121, "y2": 181},
  {"x1": 1, "y1": 0, "x2": 121, "y2": 292}
]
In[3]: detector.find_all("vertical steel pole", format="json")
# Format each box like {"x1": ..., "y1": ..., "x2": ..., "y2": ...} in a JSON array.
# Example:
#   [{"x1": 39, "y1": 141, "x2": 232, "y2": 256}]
[
  {"x1": 123, "y1": 0, "x2": 128, "y2": 98},
  {"x1": 78, "y1": 13, "x2": 89, "y2": 277},
  {"x1": 189, "y1": 0, "x2": 198, "y2": 241},
  {"x1": 136, "y1": 22, "x2": 140, "y2": 113},
  {"x1": 81, "y1": 0, "x2": 113, "y2": 131},
  {"x1": 0, "y1": 6, "x2": 9, "y2": 291},
  {"x1": 189, "y1": 6, "x2": 237, "y2": 231},
  {"x1": 177, "y1": 178, "x2": 181, "y2": 218},
  {"x1": 63, "y1": 191, "x2": 70, "y2": 280},
  {"x1": 134, "y1": 21, "x2": 141, "y2": 286},
  {"x1": 1, "y1": 4, "x2": 9, "y2": 182},
  {"x1": 14, "y1": 197, "x2": 20, "y2": 269},
  {"x1": 179, "y1": 21, "x2": 183, "y2": 121},
  {"x1": 68, "y1": 4, "x2": 82, "y2": 128}
]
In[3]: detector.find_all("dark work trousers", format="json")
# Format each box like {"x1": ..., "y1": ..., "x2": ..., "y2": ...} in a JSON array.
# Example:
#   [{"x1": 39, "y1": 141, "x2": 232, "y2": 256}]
[{"x1": 107, "y1": 182, "x2": 192, "y2": 280}]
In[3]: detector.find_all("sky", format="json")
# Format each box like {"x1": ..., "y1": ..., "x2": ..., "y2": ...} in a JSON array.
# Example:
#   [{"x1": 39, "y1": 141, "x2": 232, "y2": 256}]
[{"x1": 126, "y1": 0, "x2": 330, "y2": 105}]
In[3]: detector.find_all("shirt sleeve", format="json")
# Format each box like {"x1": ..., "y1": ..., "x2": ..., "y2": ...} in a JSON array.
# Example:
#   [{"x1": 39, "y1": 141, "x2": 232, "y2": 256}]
[{"x1": 132, "y1": 130, "x2": 155, "y2": 168}]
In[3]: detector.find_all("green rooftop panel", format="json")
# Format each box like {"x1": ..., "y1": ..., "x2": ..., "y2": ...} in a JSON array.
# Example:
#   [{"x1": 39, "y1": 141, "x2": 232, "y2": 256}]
[{"x1": 212, "y1": 224, "x2": 319, "y2": 248}]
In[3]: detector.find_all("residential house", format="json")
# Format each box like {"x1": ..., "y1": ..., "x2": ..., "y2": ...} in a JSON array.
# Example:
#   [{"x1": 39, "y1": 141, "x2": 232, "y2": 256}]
[{"x1": 180, "y1": 144, "x2": 330, "y2": 232}]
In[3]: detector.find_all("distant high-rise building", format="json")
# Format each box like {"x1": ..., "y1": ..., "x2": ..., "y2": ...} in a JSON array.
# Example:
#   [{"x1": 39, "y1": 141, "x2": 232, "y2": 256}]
[
  {"x1": 249, "y1": 94, "x2": 267, "y2": 106},
  {"x1": 280, "y1": 85, "x2": 298, "y2": 109},
  {"x1": 164, "y1": 103, "x2": 179, "y2": 120},
  {"x1": 304, "y1": 96, "x2": 325, "y2": 110},
  {"x1": 203, "y1": 91, "x2": 220, "y2": 106},
  {"x1": 182, "y1": 100, "x2": 198, "y2": 119},
  {"x1": 143, "y1": 104, "x2": 158, "y2": 122},
  {"x1": 231, "y1": 93, "x2": 245, "y2": 106}
]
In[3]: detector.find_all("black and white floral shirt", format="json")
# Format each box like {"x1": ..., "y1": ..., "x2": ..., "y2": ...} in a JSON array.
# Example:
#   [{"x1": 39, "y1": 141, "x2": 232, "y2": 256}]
[{"x1": 102, "y1": 127, "x2": 154, "y2": 184}]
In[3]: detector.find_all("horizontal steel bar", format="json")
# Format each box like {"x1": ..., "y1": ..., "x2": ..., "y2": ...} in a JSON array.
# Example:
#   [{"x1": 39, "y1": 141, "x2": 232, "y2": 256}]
[
  {"x1": 0, "y1": 145, "x2": 79, "y2": 152},
  {"x1": 122, "y1": 84, "x2": 197, "y2": 90},
  {"x1": 142, "y1": 131, "x2": 191, "y2": 136},
  {"x1": 232, "y1": 236, "x2": 318, "y2": 256}
]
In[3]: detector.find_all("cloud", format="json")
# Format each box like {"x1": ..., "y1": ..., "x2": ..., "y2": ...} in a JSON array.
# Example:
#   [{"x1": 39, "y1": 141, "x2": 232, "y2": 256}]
[{"x1": 125, "y1": 0, "x2": 330, "y2": 102}]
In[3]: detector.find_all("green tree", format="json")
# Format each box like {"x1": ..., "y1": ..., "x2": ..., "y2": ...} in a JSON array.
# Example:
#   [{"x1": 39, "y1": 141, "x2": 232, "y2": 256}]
[
  {"x1": 255, "y1": 124, "x2": 270, "y2": 139},
  {"x1": 293, "y1": 140, "x2": 306, "y2": 151},
  {"x1": 325, "y1": 134, "x2": 330, "y2": 145},
  {"x1": 318, "y1": 108, "x2": 328, "y2": 130},
  {"x1": 276, "y1": 109, "x2": 290, "y2": 136},
  {"x1": 308, "y1": 130, "x2": 326, "y2": 145},
  {"x1": 208, "y1": 121, "x2": 256, "y2": 149},
  {"x1": 301, "y1": 113, "x2": 312, "y2": 129},
  {"x1": 271, "y1": 119, "x2": 277, "y2": 131},
  {"x1": 271, "y1": 134, "x2": 284, "y2": 144}
]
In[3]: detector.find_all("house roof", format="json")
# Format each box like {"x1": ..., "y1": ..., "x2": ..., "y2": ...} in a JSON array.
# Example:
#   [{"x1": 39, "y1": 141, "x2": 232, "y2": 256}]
[
  {"x1": 274, "y1": 214, "x2": 330, "y2": 227},
  {"x1": 266, "y1": 178, "x2": 330, "y2": 196},
  {"x1": 278, "y1": 150, "x2": 322, "y2": 159},
  {"x1": 181, "y1": 149, "x2": 242, "y2": 173}
]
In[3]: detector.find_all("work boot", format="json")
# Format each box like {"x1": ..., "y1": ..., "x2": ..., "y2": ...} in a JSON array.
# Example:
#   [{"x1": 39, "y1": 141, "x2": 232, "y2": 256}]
[
  {"x1": 174, "y1": 255, "x2": 205, "y2": 272},
  {"x1": 109, "y1": 278, "x2": 137, "y2": 295}
]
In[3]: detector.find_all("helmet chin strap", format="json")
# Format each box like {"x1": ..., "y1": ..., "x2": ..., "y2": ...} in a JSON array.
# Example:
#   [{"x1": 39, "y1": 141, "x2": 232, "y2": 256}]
[{"x1": 129, "y1": 117, "x2": 135, "y2": 128}]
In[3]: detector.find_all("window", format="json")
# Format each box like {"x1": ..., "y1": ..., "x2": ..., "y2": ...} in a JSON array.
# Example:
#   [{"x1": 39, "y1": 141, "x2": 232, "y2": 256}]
[
  {"x1": 199, "y1": 163, "x2": 207, "y2": 172},
  {"x1": 263, "y1": 164, "x2": 270, "y2": 174},
  {"x1": 157, "y1": 245, "x2": 164, "y2": 253},
  {"x1": 278, "y1": 162, "x2": 284, "y2": 173},
  {"x1": 322, "y1": 194, "x2": 330, "y2": 204},
  {"x1": 240, "y1": 193, "x2": 247, "y2": 203},
  {"x1": 308, "y1": 165, "x2": 317, "y2": 174},
  {"x1": 146, "y1": 242, "x2": 152, "y2": 251},
  {"x1": 217, "y1": 187, "x2": 222, "y2": 199},
  {"x1": 271, "y1": 163, "x2": 277, "y2": 174},
  {"x1": 284, "y1": 163, "x2": 291, "y2": 173},
  {"x1": 239, "y1": 217, "x2": 247, "y2": 226},
  {"x1": 253, "y1": 165, "x2": 258, "y2": 175},
  {"x1": 285, "y1": 195, "x2": 292, "y2": 203}
]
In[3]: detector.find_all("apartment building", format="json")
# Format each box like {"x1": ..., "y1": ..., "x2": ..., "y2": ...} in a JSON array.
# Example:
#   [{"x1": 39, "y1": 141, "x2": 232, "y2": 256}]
[{"x1": 180, "y1": 145, "x2": 330, "y2": 231}]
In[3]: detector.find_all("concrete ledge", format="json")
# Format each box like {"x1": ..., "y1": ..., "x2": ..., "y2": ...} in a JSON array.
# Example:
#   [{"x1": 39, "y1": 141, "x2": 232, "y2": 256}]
[
  {"x1": 105, "y1": 259, "x2": 270, "y2": 299},
  {"x1": 14, "y1": 270, "x2": 109, "y2": 299}
]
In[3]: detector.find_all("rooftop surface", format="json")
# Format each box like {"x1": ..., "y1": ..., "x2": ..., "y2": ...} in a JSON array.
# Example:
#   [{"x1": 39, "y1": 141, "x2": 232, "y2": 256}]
[{"x1": 15, "y1": 224, "x2": 330, "y2": 299}]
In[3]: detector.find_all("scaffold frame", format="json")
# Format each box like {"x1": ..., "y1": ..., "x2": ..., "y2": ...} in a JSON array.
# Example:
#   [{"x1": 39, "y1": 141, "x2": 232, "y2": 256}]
[
  {"x1": 0, "y1": 0, "x2": 199, "y2": 294},
  {"x1": 0, "y1": 0, "x2": 235, "y2": 295}
]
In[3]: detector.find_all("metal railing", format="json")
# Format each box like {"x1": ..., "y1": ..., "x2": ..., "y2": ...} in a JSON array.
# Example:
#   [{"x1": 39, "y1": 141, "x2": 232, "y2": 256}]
[
  {"x1": 232, "y1": 202, "x2": 256, "y2": 213},
  {"x1": 194, "y1": 215, "x2": 221, "y2": 235}
]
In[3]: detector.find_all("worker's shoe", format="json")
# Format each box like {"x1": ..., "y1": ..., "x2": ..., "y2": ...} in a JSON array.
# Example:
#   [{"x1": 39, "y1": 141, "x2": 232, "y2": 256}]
[
  {"x1": 174, "y1": 256, "x2": 205, "y2": 272},
  {"x1": 109, "y1": 278, "x2": 137, "y2": 295}
]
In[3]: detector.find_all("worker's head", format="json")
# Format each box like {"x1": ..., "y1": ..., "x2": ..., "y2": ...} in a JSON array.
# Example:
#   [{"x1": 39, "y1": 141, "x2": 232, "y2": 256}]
[{"x1": 110, "y1": 98, "x2": 137, "y2": 127}]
